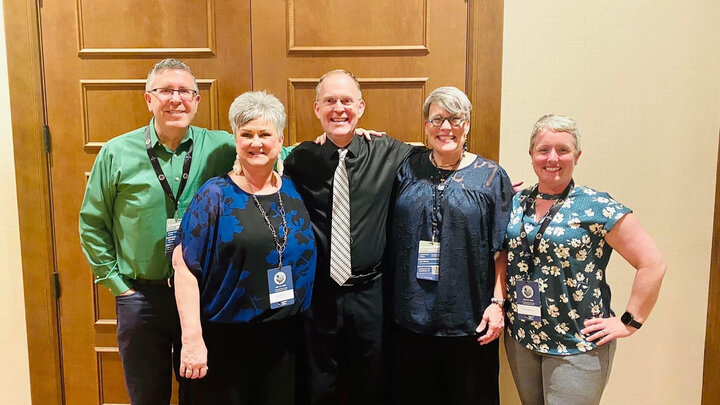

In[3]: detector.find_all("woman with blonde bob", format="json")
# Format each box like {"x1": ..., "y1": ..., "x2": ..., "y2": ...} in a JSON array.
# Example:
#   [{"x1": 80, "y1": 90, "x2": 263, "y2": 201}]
[
  {"x1": 504, "y1": 114, "x2": 666, "y2": 404},
  {"x1": 172, "y1": 91, "x2": 316, "y2": 404}
]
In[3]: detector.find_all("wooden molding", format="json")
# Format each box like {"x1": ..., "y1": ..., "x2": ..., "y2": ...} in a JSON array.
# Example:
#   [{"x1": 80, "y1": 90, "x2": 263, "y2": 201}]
[
  {"x1": 702, "y1": 129, "x2": 720, "y2": 404},
  {"x1": 287, "y1": 46, "x2": 429, "y2": 57},
  {"x1": 78, "y1": 48, "x2": 216, "y2": 58},
  {"x1": 286, "y1": 77, "x2": 429, "y2": 144},
  {"x1": 80, "y1": 79, "x2": 219, "y2": 153},
  {"x1": 465, "y1": 0, "x2": 504, "y2": 162},
  {"x1": 76, "y1": 0, "x2": 217, "y2": 58},
  {"x1": 2, "y1": 0, "x2": 63, "y2": 403},
  {"x1": 286, "y1": 0, "x2": 428, "y2": 55}
]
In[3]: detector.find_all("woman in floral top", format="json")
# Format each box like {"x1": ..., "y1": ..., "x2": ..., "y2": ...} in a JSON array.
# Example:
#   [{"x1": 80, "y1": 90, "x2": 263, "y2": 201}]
[{"x1": 504, "y1": 114, "x2": 666, "y2": 404}]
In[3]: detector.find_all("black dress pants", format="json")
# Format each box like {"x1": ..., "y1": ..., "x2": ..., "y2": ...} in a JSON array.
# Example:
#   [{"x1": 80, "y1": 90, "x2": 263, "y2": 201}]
[
  {"x1": 389, "y1": 322, "x2": 500, "y2": 405},
  {"x1": 178, "y1": 317, "x2": 300, "y2": 405},
  {"x1": 303, "y1": 273, "x2": 386, "y2": 405},
  {"x1": 115, "y1": 282, "x2": 180, "y2": 405}
]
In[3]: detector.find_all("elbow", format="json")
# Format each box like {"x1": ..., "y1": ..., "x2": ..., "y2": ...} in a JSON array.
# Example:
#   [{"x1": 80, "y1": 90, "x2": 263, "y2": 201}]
[
  {"x1": 643, "y1": 256, "x2": 667, "y2": 283},
  {"x1": 656, "y1": 257, "x2": 667, "y2": 280}
]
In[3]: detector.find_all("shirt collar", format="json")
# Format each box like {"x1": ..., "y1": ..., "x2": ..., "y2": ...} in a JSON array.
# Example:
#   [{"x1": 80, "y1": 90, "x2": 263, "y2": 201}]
[
  {"x1": 320, "y1": 134, "x2": 360, "y2": 160},
  {"x1": 148, "y1": 118, "x2": 194, "y2": 153}
]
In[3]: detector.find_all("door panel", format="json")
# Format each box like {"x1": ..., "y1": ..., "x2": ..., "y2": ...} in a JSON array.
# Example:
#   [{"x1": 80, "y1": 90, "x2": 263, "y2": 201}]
[
  {"x1": 288, "y1": 0, "x2": 426, "y2": 50},
  {"x1": 253, "y1": 0, "x2": 468, "y2": 144},
  {"x1": 40, "y1": 0, "x2": 252, "y2": 403}
]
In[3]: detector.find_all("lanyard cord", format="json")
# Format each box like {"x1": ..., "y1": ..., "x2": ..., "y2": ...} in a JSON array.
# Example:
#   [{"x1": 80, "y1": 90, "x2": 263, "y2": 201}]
[
  {"x1": 430, "y1": 152, "x2": 461, "y2": 243},
  {"x1": 252, "y1": 190, "x2": 288, "y2": 270},
  {"x1": 144, "y1": 127, "x2": 194, "y2": 216},
  {"x1": 518, "y1": 180, "x2": 575, "y2": 276}
]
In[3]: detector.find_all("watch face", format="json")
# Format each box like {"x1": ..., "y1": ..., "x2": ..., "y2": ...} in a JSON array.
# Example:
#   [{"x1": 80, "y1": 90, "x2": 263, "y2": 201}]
[{"x1": 621, "y1": 312, "x2": 633, "y2": 324}]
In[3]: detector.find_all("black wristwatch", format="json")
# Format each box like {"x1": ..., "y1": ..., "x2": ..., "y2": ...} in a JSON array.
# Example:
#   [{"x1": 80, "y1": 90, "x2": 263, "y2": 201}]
[{"x1": 621, "y1": 311, "x2": 643, "y2": 329}]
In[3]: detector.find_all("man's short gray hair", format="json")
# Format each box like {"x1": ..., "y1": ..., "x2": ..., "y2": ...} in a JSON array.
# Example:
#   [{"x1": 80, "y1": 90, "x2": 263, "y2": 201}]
[
  {"x1": 145, "y1": 58, "x2": 198, "y2": 92},
  {"x1": 530, "y1": 114, "x2": 582, "y2": 153},
  {"x1": 422, "y1": 86, "x2": 472, "y2": 120},
  {"x1": 228, "y1": 91, "x2": 286, "y2": 136},
  {"x1": 315, "y1": 69, "x2": 362, "y2": 101}
]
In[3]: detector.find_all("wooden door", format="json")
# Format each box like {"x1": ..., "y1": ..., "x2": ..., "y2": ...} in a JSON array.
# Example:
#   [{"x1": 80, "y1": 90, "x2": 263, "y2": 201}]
[
  {"x1": 38, "y1": 0, "x2": 477, "y2": 404},
  {"x1": 251, "y1": 0, "x2": 469, "y2": 145},
  {"x1": 40, "y1": 1, "x2": 253, "y2": 403}
]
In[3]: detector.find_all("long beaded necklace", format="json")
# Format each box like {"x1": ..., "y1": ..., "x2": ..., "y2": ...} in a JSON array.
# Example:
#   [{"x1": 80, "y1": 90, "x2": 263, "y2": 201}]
[{"x1": 248, "y1": 175, "x2": 288, "y2": 271}]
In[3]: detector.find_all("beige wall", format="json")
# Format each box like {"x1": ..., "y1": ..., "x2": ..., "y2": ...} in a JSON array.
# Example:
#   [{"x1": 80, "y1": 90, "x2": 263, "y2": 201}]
[
  {"x1": 499, "y1": 1, "x2": 720, "y2": 404},
  {"x1": 0, "y1": 4, "x2": 33, "y2": 405},
  {"x1": 3, "y1": 2, "x2": 719, "y2": 404}
]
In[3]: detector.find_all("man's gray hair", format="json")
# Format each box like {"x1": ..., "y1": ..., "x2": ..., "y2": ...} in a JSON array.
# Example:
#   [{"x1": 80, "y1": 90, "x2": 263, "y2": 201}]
[
  {"x1": 315, "y1": 69, "x2": 362, "y2": 101},
  {"x1": 145, "y1": 58, "x2": 198, "y2": 92},
  {"x1": 530, "y1": 114, "x2": 582, "y2": 153},
  {"x1": 228, "y1": 91, "x2": 286, "y2": 136},
  {"x1": 422, "y1": 86, "x2": 472, "y2": 120}
]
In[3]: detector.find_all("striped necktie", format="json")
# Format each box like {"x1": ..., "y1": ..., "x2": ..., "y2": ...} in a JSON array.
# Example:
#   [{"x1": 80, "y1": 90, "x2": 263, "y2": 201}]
[{"x1": 330, "y1": 148, "x2": 352, "y2": 285}]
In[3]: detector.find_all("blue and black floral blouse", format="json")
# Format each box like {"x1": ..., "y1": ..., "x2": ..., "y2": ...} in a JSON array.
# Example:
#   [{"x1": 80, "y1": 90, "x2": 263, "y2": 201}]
[
  {"x1": 178, "y1": 175, "x2": 316, "y2": 324},
  {"x1": 505, "y1": 185, "x2": 631, "y2": 355}
]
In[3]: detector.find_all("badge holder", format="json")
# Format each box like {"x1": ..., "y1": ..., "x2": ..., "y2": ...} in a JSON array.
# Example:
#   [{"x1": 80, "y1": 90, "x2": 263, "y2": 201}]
[
  {"x1": 267, "y1": 266, "x2": 295, "y2": 309},
  {"x1": 165, "y1": 215, "x2": 181, "y2": 257},
  {"x1": 417, "y1": 240, "x2": 440, "y2": 281},
  {"x1": 516, "y1": 280, "x2": 541, "y2": 322}
]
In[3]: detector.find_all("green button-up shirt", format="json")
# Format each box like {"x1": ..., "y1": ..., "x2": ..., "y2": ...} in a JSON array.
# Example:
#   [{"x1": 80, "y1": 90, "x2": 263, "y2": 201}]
[{"x1": 79, "y1": 119, "x2": 236, "y2": 295}]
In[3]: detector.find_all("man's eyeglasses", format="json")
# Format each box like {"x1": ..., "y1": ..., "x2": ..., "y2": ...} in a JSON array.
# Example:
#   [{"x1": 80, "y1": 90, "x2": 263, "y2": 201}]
[
  {"x1": 148, "y1": 88, "x2": 198, "y2": 101},
  {"x1": 426, "y1": 116, "x2": 467, "y2": 127}
]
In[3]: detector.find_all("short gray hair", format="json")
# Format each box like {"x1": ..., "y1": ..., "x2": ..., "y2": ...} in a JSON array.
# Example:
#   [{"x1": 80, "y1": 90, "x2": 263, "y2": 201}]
[
  {"x1": 315, "y1": 69, "x2": 362, "y2": 101},
  {"x1": 228, "y1": 91, "x2": 286, "y2": 136},
  {"x1": 422, "y1": 86, "x2": 472, "y2": 120},
  {"x1": 530, "y1": 114, "x2": 582, "y2": 153},
  {"x1": 145, "y1": 58, "x2": 198, "y2": 92}
]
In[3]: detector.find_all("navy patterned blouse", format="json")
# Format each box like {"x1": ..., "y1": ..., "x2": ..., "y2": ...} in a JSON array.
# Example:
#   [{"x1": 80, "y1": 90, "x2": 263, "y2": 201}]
[
  {"x1": 390, "y1": 150, "x2": 513, "y2": 336},
  {"x1": 505, "y1": 185, "x2": 631, "y2": 355},
  {"x1": 179, "y1": 175, "x2": 316, "y2": 323}
]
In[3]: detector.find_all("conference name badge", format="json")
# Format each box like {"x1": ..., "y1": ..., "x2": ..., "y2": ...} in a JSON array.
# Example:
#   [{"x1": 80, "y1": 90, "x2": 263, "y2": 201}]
[
  {"x1": 165, "y1": 218, "x2": 181, "y2": 257},
  {"x1": 516, "y1": 280, "x2": 541, "y2": 322},
  {"x1": 417, "y1": 240, "x2": 440, "y2": 281},
  {"x1": 267, "y1": 265, "x2": 295, "y2": 309}
]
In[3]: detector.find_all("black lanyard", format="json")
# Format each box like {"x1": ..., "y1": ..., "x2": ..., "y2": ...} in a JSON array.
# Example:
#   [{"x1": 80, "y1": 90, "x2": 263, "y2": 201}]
[
  {"x1": 252, "y1": 191, "x2": 287, "y2": 271},
  {"x1": 518, "y1": 180, "x2": 574, "y2": 270},
  {"x1": 430, "y1": 167, "x2": 458, "y2": 242},
  {"x1": 144, "y1": 126, "x2": 194, "y2": 215}
]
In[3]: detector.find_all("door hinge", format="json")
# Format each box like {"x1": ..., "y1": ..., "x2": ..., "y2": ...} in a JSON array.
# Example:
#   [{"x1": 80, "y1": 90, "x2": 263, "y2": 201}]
[
  {"x1": 43, "y1": 124, "x2": 51, "y2": 153},
  {"x1": 53, "y1": 272, "x2": 60, "y2": 299}
]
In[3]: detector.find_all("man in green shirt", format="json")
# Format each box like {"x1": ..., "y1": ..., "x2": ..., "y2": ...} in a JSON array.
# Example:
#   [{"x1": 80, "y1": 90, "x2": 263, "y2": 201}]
[{"x1": 79, "y1": 58, "x2": 235, "y2": 405}]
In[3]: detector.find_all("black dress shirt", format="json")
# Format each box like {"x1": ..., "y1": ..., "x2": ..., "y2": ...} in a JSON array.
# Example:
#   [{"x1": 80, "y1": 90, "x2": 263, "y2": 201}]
[{"x1": 284, "y1": 135, "x2": 414, "y2": 279}]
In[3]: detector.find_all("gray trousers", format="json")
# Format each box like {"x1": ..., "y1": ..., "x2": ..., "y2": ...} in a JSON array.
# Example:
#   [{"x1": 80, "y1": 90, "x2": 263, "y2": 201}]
[{"x1": 504, "y1": 330, "x2": 616, "y2": 405}]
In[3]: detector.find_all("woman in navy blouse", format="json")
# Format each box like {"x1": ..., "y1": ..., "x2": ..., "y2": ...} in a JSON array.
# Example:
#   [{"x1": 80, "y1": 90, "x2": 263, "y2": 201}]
[
  {"x1": 388, "y1": 87, "x2": 514, "y2": 404},
  {"x1": 171, "y1": 91, "x2": 316, "y2": 405},
  {"x1": 504, "y1": 114, "x2": 666, "y2": 404}
]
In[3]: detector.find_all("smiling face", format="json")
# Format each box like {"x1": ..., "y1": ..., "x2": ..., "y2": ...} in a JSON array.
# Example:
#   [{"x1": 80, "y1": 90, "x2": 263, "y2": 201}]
[
  {"x1": 314, "y1": 72, "x2": 365, "y2": 145},
  {"x1": 530, "y1": 128, "x2": 581, "y2": 193},
  {"x1": 235, "y1": 118, "x2": 282, "y2": 170},
  {"x1": 425, "y1": 103, "x2": 469, "y2": 156},
  {"x1": 144, "y1": 69, "x2": 200, "y2": 134}
]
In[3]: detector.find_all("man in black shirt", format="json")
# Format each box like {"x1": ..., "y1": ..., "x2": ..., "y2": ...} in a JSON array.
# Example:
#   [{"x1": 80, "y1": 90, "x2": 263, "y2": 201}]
[{"x1": 284, "y1": 70, "x2": 414, "y2": 404}]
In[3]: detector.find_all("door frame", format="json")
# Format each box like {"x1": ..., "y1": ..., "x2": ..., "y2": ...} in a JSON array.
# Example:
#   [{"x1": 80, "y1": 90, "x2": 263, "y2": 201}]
[
  {"x1": 3, "y1": 0, "x2": 63, "y2": 403},
  {"x1": 702, "y1": 129, "x2": 720, "y2": 404},
  {"x1": 3, "y1": 0, "x2": 505, "y2": 402}
]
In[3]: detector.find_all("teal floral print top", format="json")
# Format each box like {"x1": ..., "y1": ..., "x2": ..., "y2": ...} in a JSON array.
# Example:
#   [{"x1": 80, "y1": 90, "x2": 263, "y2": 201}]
[{"x1": 505, "y1": 185, "x2": 632, "y2": 355}]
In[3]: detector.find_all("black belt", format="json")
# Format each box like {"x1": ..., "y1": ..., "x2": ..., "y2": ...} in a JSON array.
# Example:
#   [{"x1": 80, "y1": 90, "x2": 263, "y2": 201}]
[
  {"x1": 341, "y1": 262, "x2": 382, "y2": 287},
  {"x1": 131, "y1": 278, "x2": 172, "y2": 288}
]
